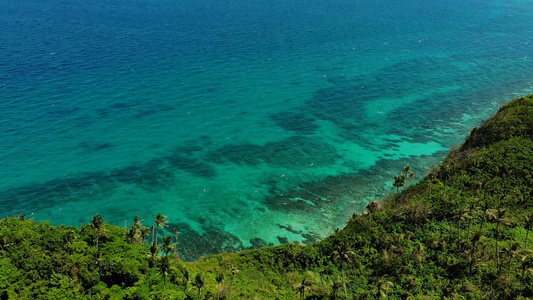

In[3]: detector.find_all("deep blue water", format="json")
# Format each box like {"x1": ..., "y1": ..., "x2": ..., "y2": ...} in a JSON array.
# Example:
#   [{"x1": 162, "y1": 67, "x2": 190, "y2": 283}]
[{"x1": 1, "y1": 0, "x2": 533, "y2": 260}]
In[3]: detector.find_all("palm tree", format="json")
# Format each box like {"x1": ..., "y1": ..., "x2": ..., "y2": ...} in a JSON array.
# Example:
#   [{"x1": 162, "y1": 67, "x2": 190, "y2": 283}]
[
  {"x1": 159, "y1": 256, "x2": 171, "y2": 289},
  {"x1": 173, "y1": 228, "x2": 180, "y2": 254},
  {"x1": 163, "y1": 234, "x2": 176, "y2": 257},
  {"x1": 62, "y1": 229, "x2": 77, "y2": 255},
  {"x1": 503, "y1": 242, "x2": 520, "y2": 277},
  {"x1": 333, "y1": 241, "x2": 355, "y2": 299},
  {"x1": 404, "y1": 165, "x2": 416, "y2": 185},
  {"x1": 469, "y1": 231, "x2": 482, "y2": 275},
  {"x1": 487, "y1": 208, "x2": 511, "y2": 273},
  {"x1": 228, "y1": 265, "x2": 239, "y2": 300},
  {"x1": 375, "y1": 275, "x2": 394, "y2": 299},
  {"x1": 193, "y1": 273, "x2": 205, "y2": 300},
  {"x1": 140, "y1": 225, "x2": 150, "y2": 243},
  {"x1": 366, "y1": 201, "x2": 381, "y2": 252},
  {"x1": 215, "y1": 273, "x2": 224, "y2": 300},
  {"x1": 294, "y1": 271, "x2": 318, "y2": 300},
  {"x1": 90, "y1": 214, "x2": 107, "y2": 253},
  {"x1": 154, "y1": 214, "x2": 169, "y2": 247},
  {"x1": 127, "y1": 216, "x2": 147, "y2": 244},
  {"x1": 294, "y1": 278, "x2": 309, "y2": 300},
  {"x1": 179, "y1": 266, "x2": 190, "y2": 300},
  {"x1": 524, "y1": 213, "x2": 533, "y2": 249},
  {"x1": 519, "y1": 252, "x2": 533, "y2": 291},
  {"x1": 150, "y1": 243, "x2": 160, "y2": 267},
  {"x1": 393, "y1": 174, "x2": 406, "y2": 193}
]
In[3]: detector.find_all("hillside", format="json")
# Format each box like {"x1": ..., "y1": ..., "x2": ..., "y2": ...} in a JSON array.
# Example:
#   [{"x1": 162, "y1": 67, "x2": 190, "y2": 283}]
[{"x1": 2, "y1": 96, "x2": 533, "y2": 299}]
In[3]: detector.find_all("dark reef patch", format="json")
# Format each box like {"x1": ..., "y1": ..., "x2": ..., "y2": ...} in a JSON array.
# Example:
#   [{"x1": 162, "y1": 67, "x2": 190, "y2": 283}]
[
  {"x1": 306, "y1": 86, "x2": 367, "y2": 125},
  {"x1": 270, "y1": 111, "x2": 318, "y2": 134},
  {"x1": 205, "y1": 136, "x2": 340, "y2": 168},
  {"x1": 110, "y1": 158, "x2": 176, "y2": 191},
  {"x1": 166, "y1": 222, "x2": 245, "y2": 261},
  {"x1": 165, "y1": 153, "x2": 217, "y2": 179},
  {"x1": 264, "y1": 152, "x2": 444, "y2": 216}
]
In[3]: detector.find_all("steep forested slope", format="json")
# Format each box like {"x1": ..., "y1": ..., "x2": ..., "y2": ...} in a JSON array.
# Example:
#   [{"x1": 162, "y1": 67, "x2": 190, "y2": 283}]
[{"x1": 2, "y1": 96, "x2": 533, "y2": 299}]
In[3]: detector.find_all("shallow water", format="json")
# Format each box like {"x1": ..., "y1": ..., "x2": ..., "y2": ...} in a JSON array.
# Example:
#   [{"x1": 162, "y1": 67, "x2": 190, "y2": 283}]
[{"x1": 1, "y1": 0, "x2": 533, "y2": 260}]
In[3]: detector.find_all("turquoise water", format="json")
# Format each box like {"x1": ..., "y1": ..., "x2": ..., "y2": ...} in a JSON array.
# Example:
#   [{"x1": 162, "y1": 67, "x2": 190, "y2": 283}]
[{"x1": 1, "y1": 0, "x2": 533, "y2": 260}]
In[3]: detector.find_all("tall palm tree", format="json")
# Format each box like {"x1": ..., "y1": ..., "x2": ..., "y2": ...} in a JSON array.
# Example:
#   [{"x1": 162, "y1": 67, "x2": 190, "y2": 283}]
[
  {"x1": 228, "y1": 265, "x2": 239, "y2": 300},
  {"x1": 173, "y1": 228, "x2": 180, "y2": 254},
  {"x1": 90, "y1": 214, "x2": 107, "y2": 253},
  {"x1": 179, "y1": 266, "x2": 190, "y2": 300},
  {"x1": 163, "y1": 234, "x2": 176, "y2": 257},
  {"x1": 159, "y1": 256, "x2": 171, "y2": 289},
  {"x1": 150, "y1": 243, "x2": 160, "y2": 267},
  {"x1": 470, "y1": 232, "x2": 482, "y2": 275},
  {"x1": 154, "y1": 214, "x2": 169, "y2": 247},
  {"x1": 193, "y1": 273, "x2": 205, "y2": 300},
  {"x1": 503, "y1": 242, "x2": 520, "y2": 277},
  {"x1": 333, "y1": 241, "x2": 355, "y2": 299},
  {"x1": 127, "y1": 216, "x2": 146, "y2": 244},
  {"x1": 62, "y1": 229, "x2": 77, "y2": 255},
  {"x1": 524, "y1": 213, "x2": 533, "y2": 249},
  {"x1": 375, "y1": 275, "x2": 394, "y2": 299},
  {"x1": 393, "y1": 174, "x2": 406, "y2": 193},
  {"x1": 520, "y1": 252, "x2": 533, "y2": 291},
  {"x1": 487, "y1": 208, "x2": 511, "y2": 273},
  {"x1": 294, "y1": 271, "x2": 318, "y2": 300},
  {"x1": 294, "y1": 278, "x2": 309, "y2": 300},
  {"x1": 215, "y1": 273, "x2": 224, "y2": 300},
  {"x1": 404, "y1": 165, "x2": 416, "y2": 185}
]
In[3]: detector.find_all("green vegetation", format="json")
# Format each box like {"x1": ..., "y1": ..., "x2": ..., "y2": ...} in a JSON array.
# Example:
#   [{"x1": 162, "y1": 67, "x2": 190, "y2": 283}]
[{"x1": 3, "y1": 95, "x2": 533, "y2": 299}]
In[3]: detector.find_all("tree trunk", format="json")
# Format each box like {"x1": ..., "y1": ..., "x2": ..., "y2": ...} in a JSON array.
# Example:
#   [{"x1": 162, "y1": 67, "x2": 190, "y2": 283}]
[
  {"x1": 183, "y1": 283, "x2": 188, "y2": 300},
  {"x1": 467, "y1": 217, "x2": 472, "y2": 240},
  {"x1": 342, "y1": 266, "x2": 347, "y2": 299},
  {"x1": 496, "y1": 222, "x2": 501, "y2": 273},
  {"x1": 526, "y1": 228, "x2": 530, "y2": 249},
  {"x1": 152, "y1": 223, "x2": 155, "y2": 246},
  {"x1": 469, "y1": 238, "x2": 478, "y2": 275},
  {"x1": 228, "y1": 276, "x2": 234, "y2": 300},
  {"x1": 457, "y1": 219, "x2": 462, "y2": 252},
  {"x1": 508, "y1": 255, "x2": 513, "y2": 277},
  {"x1": 155, "y1": 224, "x2": 160, "y2": 247}
]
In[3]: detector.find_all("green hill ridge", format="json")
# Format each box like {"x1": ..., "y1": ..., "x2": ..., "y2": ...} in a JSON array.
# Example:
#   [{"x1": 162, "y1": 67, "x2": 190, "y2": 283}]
[{"x1": 2, "y1": 96, "x2": 533, "y2": 299}]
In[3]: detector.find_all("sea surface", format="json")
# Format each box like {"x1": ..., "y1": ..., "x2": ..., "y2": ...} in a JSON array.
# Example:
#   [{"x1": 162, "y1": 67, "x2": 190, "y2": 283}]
[{"x1": 1, "y1": 0, "x2": 533, "y2": 260}]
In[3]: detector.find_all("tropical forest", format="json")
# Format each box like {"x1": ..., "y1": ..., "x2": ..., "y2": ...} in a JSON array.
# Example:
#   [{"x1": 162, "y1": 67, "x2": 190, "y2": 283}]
[{"x1": 2, "y1": 95, "x2": 533, "y2": 299}]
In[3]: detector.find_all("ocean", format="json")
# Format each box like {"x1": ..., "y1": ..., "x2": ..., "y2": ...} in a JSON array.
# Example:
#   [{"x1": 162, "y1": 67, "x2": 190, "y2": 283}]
[{"x1": 1, "y1": 0, "x2": 533, "y2": 260}]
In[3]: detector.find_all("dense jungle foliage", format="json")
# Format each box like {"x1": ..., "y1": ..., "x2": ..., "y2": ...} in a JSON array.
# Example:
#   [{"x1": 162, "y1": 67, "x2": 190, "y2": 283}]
[{"x1": 2, "y1": 95, "x2": 533, "y2": 299}]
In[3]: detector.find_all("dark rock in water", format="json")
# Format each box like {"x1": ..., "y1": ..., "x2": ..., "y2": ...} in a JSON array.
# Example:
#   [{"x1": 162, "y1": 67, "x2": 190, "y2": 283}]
[
  {"x1": 249, "y1": 237, "x2": 268, "y2": 249},
  {"x1": 277, "y1": 236, "x2": 289, "y2": 244},
  {"x1": 277, "y1": 224, "x2": 302, "y2": 234},
  {"x1": 302, "y1": 232, "x2": 321, "y2": 244}
]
